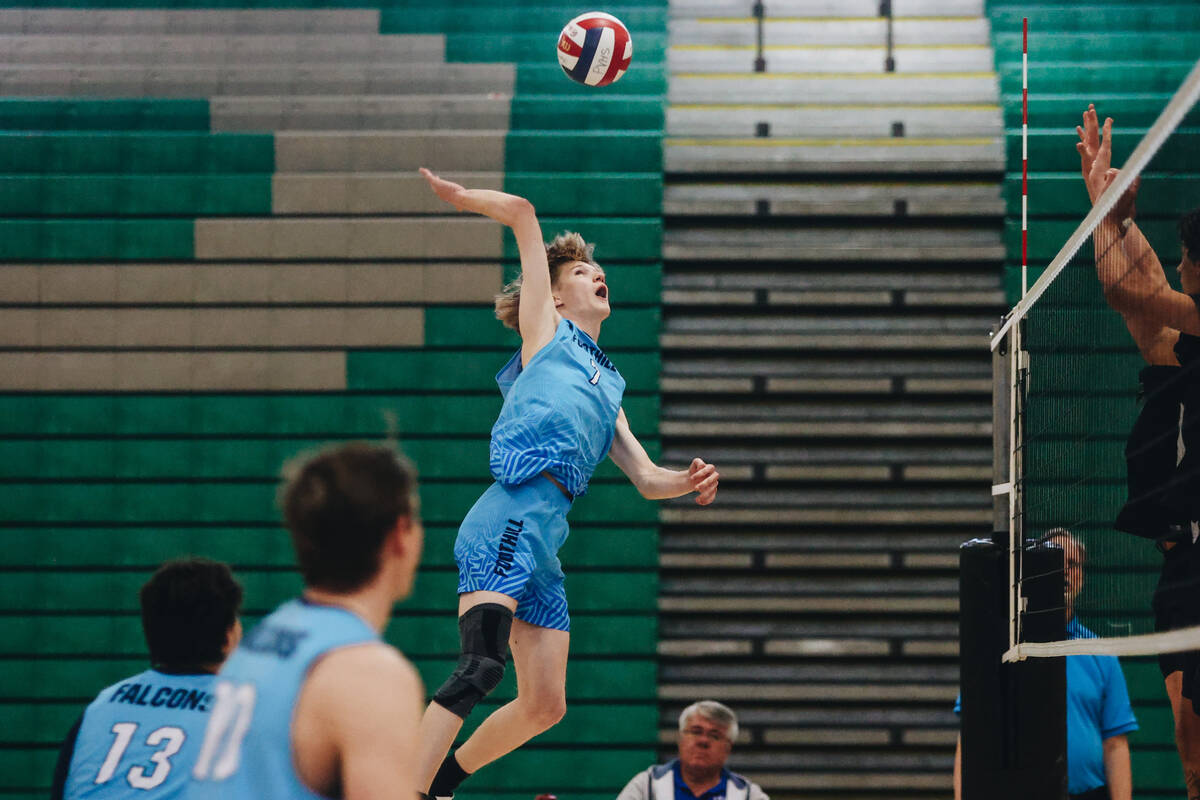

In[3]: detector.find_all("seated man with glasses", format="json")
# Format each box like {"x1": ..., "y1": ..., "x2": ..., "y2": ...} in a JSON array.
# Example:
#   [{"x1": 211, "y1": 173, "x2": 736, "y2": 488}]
[{"x1": 616, "y1": 700, "x2": 769, "y2": 800}]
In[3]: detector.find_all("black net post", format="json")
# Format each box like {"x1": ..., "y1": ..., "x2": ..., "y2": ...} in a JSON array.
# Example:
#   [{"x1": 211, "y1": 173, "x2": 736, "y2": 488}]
[{"x1": 959, "y1": 538, "x2": 1066, "y2": 800}]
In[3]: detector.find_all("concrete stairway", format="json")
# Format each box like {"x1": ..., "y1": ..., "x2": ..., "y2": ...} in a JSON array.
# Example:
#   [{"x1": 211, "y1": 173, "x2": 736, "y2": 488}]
[{"x1": 659, "y1": 1, "x2": 1004, "y2": 796}]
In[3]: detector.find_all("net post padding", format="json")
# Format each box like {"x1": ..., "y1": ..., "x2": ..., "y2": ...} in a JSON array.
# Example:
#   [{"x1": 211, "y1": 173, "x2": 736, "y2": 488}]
[
  {"x1": 991, "y1": 54, "x2": 1200, "y2": 351},
  {"x1": 960, "y1": 539, "x2": 1066, "y2": 799}
]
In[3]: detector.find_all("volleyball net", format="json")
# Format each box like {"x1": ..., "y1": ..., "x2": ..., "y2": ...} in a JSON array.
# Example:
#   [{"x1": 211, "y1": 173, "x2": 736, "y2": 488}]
[{"x1": 992, "y1": 55, "x2": 1200, "y2": 662}]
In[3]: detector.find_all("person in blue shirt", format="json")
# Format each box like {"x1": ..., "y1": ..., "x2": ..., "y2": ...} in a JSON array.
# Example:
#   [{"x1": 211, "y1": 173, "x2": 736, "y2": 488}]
[
  {"x1": 616, "y1": 701, "x2": 769, "y2": 800},
  {"x1": 414, "y1": 168, "x2": 722, "y2": 800},
  {"x1": 954, "y1": 529, "x2": 1137, "y2": 800},
  {"x1": 51, "y1": 557, "x2": 244, "y2": 800},
  {"x1": 186, "y1": 443, "x2": 425, "y2": 800}
]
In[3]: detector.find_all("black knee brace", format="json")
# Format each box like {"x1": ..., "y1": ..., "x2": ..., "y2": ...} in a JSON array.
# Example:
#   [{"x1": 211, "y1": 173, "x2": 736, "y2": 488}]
[{"x1": 432, "y1": 603, "x2": 513, "y2": 719}]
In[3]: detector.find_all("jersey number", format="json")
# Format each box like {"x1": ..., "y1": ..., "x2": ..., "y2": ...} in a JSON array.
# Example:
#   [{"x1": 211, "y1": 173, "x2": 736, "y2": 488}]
[
  {"x1": 191, "y1": 682, "x2": 256, "y2": 781},
  {"x1": 94, "y1": 723, "x2": 185, "y2": 790}
]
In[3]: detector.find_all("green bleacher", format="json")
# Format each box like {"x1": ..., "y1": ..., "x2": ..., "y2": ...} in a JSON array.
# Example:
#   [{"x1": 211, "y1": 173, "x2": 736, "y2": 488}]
[
  {"x1": 0, "y1": 3, "x2": 667, "y2": 798},
  {"x1": 990, "y1": 2, "x2": 1200, "y2": 795}
]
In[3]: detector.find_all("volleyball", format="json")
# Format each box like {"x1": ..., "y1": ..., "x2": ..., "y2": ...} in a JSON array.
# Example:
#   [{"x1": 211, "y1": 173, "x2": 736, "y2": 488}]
[{"x1": 556, "y1": 11, "x2": 633, "y2": 87}]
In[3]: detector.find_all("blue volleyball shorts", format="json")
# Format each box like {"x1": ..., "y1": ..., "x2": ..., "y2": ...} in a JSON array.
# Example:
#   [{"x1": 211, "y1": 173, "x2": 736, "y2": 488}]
[{"x1": 454, "y1": 477, "x2": 573, "y2": 631}]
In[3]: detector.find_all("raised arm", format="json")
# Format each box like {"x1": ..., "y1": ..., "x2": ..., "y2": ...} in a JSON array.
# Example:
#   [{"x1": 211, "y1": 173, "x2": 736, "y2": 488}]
[
  {"x1": 420, "y1": 168, "x2": 559, "y2": 360},
  {"x1": 1075, "y1": 109, "x2": 1192, "y2": 359},
  {"x1": 608, "y1": 408, "x2": 719, "y2": 504}
]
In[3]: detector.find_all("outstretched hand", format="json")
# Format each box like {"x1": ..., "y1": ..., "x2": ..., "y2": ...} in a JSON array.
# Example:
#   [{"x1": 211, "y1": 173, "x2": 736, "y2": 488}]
[
  {"x1": 688, "y1": 458, "x2": 719, "y2": 506},
  {"x1": 418, "y1": 167, "x2": 535, "y2": 228},
  {"x1": 419, "y1": 167, "x2": 469, "y2": 211},
  {"x1": 1075, "y1": 104, "x2": 1115, "y2": 203}
]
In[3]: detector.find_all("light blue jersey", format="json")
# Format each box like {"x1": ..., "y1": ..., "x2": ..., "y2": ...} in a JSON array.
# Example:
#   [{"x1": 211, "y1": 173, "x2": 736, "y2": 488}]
[
  {"x1": 185, "y1": 598, "x2": 378, "y2": 800},
  {"x1": 1063, "y1": 619, "x2": 1138, "y2": 794},
  {"x1": 490, "y1": 318, "x2": 626, "y2": 498},
  {"x1": 63, "y1": 670, "x2": 216, "y2": 800}
]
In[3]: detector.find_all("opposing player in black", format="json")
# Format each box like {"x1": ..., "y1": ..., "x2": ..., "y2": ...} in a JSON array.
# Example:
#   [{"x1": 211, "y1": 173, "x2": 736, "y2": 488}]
[{"x1": 1078, "y1": 103, "x2": 1200, "y2": 798}]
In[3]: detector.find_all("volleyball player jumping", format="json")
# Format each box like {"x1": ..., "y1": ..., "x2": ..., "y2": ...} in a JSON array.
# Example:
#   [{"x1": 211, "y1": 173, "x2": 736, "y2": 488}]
[{"x1": 414, "y1": 168, "x2": 719, "y2": 799}]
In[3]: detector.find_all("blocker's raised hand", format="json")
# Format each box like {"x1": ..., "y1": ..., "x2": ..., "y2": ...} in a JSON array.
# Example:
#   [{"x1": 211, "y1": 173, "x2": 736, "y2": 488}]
[
  {"x1": 688, "y1": 458, "x2": 720, "y2": 506},
  {"x1": 1075, "y1": 105, "x2": 1115, "y2": 203}
]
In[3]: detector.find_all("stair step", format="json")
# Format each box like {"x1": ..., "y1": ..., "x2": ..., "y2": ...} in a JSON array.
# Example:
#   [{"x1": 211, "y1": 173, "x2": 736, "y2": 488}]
[
  {"x1": 670, "y1": 73, "x2": 997, "y2": 104},
  {"x1": 663, "y1": 180, "x2": 1004, "y2": 215},
  {"x1": 661, "y1": 506, "x2": 991, "y2": 525},
  {"x1": 0, "y1": 9, "x2": 380, "y2": 35},
  {"x1": 665, "y1": 137, "x2": 1004, "y2": 175},
  {"x1": 668, "y1": 101, "x2": 1003, "y2": 137},
  {"x1": 670, "y1": 0, "x2": 983, "y2": 18},
  {"x1": 664, "y1": 224, "x2": 1005, "y2": 261},
  {"x1": 0, "y1": 33, "x2": 443, "y2": 64},
  {"x1": 669, "y1": 44, "x2": 993, "y2": 73},
  {"x1": 669, "y1": 17, "x2": 989, "y2": 46}
]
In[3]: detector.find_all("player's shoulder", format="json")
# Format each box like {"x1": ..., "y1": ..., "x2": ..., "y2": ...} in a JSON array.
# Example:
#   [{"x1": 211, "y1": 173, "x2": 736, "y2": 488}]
[
  {"x1": 300, "y1": 642, "x2": 423, "y2": 738},
  {"x1": 311, "y1": 641, "x2": 421, "y2": 692}
]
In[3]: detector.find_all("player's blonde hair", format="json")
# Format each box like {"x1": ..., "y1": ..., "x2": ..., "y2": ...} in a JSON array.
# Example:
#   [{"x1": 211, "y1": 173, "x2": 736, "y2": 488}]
[{"x1": 494, "y1": 232, "x2": 598, "y2": 332}]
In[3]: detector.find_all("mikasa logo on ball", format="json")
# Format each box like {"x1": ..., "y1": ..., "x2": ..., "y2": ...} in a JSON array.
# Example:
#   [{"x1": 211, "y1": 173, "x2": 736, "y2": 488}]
[{"x1": 556, "y1": 11, "x2": 632, "y2": 87}]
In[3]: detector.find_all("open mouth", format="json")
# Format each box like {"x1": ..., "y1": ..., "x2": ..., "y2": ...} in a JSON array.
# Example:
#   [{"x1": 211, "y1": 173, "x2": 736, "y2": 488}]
[{"x1": 595, "y1": 285, "x2": 608, "y2": 300}]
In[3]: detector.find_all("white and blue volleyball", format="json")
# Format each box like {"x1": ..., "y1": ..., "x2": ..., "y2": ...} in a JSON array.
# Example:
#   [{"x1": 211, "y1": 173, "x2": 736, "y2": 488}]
[{"x1": 557, "y1": 11, "x2": 633, "y2": 87}]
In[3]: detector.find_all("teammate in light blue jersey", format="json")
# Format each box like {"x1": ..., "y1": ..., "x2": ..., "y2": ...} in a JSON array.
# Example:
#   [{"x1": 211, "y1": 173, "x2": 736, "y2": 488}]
[
  {"x1": 51, "y1": 558, "x2": 243, "y2": 800},
  {"x1": 415, "y1": 169, "x2": 722, "y2": 799},
  {"x1": 186, "y1": 443, "x2": 424, "y2": 800}
]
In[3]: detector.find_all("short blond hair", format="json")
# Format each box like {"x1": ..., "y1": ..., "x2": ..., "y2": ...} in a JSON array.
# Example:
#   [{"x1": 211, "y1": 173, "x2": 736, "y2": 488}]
[{"x1": 494, "y1": 232, "x2": 597, "y2": 332}]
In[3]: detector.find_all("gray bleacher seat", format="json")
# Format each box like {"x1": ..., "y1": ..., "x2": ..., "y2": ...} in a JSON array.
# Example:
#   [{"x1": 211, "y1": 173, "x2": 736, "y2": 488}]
[
  {"x1": 0, "y1": 63, "x2": 514, "y2": 97},
  {"x1": 666, "y1": 105, "x2": 1003, "y2": 138},
  {"x1": 669, "y1": 17, "x2": 989, "y2": 46},
  {"x1": 0, "y1": 351, "x2": 346, "y2": 391},
  {"x1": 194, "y1": 217, "x2": 503, "y2": 260},
  {"x1": 669, "y1": 73, "x2": 997, "y2": 104},
  {"x1": 213, "y1": 95, "x2": 511, "y2": 133},
  {"x1": 274, "y1": 131, "x2": 507, "y2": 172},
  {"x1": 0, "y1": 263, "x2": 500, "y2": 305},
  {"x1": 0, "y1": 9, "x2": 380, "y2": 35},
  {"x1": 664, "y1": 138, "x2": 1003, "y2": 175},
  {"x1": 272, "y1": 172, "x2": 506, "y2": 214},
  {"x1": 669, "y1": 0, "x2": 983, "y2": 16},
  {"x1": 663, "y1": 223, "x2": 1005, "y2": 260},
  {"x1": 669, "y1": 44, "x2": 994, "y2": 73},
  {"x1": 662, "y1": 181, "x2": 1004, "y2": 216},
  {"x1": 0, "y1": 34, "x2": 444, "y2": 65}
]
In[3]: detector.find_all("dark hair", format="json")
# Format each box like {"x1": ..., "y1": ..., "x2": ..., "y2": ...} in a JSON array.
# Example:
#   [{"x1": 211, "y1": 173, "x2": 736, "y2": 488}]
[
  {"x1": 281, "y1": 443, "x2": 417, "y2": 592},
  {"x1": 1180, "y1": 207, "x2": 1200, "y2": 263},
  {"x1": 140, "y1": 558, "x2": 243, "y2": 670}
]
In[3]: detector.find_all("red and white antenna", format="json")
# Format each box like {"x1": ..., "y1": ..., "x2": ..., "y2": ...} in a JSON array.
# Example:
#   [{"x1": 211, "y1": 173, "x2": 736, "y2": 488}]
[{"x1": 1021, "y1": 17, "x2": 1029, "y2": 296}]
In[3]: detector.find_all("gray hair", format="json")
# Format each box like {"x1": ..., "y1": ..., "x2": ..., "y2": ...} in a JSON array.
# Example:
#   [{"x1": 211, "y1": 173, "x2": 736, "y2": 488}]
[
  {"x1": 678, "y1": 700, "x2": 738, "y2": 742},
  {"x1": 1039, "y1": 527, "x2": 1086, "y2": 559}
]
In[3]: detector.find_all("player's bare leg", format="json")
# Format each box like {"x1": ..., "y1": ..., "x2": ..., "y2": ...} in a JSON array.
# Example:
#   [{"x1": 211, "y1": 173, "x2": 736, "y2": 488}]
[
  {"x1": 454, "y1": 619, "x2": 569, "y2": 771},
  {"x1": 416, "y1": 590, "x2": 518, "y2": 793},
  {"x1": 1166, "y1": 671, "x2": 1200, "y2": 799}
]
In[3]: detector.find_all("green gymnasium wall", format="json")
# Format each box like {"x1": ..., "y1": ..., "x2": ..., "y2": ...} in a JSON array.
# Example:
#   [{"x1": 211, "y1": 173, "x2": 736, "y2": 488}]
[
  {"x1": 0, "y1": 3, "x2": 666, "y2": 798},
  {"x1": 990, "y1": 2, "x2": 1200, "y2": 796}
]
